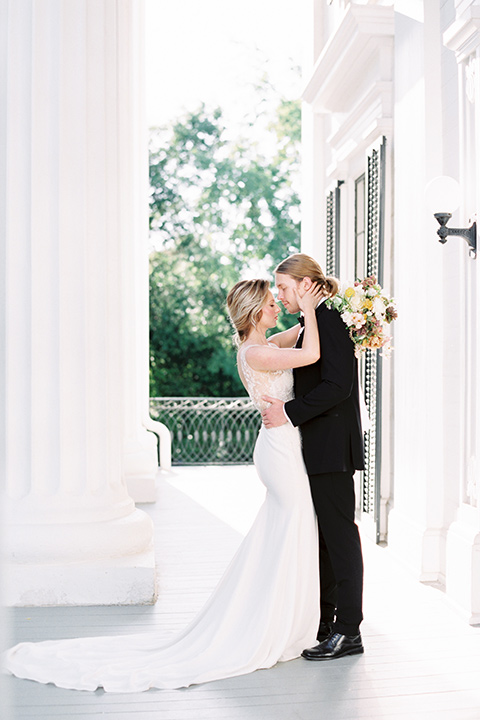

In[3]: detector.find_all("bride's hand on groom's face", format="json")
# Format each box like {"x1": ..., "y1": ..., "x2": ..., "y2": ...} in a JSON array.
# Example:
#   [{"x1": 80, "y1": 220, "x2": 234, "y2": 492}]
[{"x1": 295, "y1": 282, "x2": 324, "y2": 313}]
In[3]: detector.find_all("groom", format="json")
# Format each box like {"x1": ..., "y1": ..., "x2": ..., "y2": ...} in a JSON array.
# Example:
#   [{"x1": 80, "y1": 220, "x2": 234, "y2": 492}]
[{"x1": 262, "y1": 253, "x2": 365, "y2": 660}]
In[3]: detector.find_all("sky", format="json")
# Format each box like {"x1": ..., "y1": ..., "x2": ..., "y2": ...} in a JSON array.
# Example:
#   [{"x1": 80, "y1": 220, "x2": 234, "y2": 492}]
[{"x1": 144, "y1": 0, "x2": 308, "y2": 130}]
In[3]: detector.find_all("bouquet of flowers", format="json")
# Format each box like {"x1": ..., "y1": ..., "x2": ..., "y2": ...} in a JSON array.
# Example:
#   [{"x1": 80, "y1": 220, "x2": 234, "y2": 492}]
[{"x1": 326, "y1": 276, "x2": 397, "y2": 357}]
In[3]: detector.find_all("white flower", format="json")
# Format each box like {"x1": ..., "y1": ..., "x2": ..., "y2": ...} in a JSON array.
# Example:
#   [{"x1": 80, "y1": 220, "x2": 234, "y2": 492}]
[
  {"x1": 351, "y1": 312, "x2": 365, "y2": 329},
  {"x1": 349, "y1": 294, "x2": 363, "y2": 311},
  {"x1": 341, "y1": 310, "x2": 354, "y2": 326},
  {"x1": 372, "y1": 296, "x2": 386, "y2": 320},
  {"x1": 381, "y1": 337, "x2": 393, "y2": 358}
]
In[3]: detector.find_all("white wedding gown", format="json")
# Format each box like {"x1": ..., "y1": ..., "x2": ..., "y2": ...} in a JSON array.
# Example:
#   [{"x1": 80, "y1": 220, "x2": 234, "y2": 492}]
[{"x1": 3, "y1": 344, "x2": 319, "y2": 692}]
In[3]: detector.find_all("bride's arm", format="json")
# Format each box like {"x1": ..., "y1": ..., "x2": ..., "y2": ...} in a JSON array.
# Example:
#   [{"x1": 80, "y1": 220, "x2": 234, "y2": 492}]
[
  {"x1": 246, "y1": 285, "x2": 322, "y2": 372},
  {"x1": 268, "y1": 323, "x2": 302, "y2": 348}
]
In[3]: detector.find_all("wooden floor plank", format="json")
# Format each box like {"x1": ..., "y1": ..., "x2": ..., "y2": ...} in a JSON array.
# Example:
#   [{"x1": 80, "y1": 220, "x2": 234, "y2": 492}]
[{"x1": 4, "y1": 465, "x2": 480, "y2": 720}]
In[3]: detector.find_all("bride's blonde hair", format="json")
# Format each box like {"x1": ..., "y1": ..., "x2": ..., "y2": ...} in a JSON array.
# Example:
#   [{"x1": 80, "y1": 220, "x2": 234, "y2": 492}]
[
  {"x1": 275, "y1": 253, "x2": 339, "y2": 297},
  {"x1": 226, "y1": 279, "x2": 270, "y2": 344}
]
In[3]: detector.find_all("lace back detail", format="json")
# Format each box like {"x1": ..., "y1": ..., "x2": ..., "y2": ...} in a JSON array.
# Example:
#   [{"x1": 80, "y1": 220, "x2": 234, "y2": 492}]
[{"x1": 238, "y1": 343, "x2": 294, "y2": 412}]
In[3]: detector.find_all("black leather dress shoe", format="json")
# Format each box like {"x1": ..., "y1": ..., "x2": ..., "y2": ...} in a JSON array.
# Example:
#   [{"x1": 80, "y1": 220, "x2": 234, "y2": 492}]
[
  {"x1": 302, "y1": 632, "x2": 364, "y2": 661},
  {"x1": 316, "y1": 620, "x2": 334, "y2": 641}
]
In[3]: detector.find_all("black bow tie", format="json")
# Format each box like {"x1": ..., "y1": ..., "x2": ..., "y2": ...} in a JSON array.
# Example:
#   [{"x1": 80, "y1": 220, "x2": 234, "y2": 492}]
[{"x1": 298, "y1": 314, "x2": 304, "y2": 327}]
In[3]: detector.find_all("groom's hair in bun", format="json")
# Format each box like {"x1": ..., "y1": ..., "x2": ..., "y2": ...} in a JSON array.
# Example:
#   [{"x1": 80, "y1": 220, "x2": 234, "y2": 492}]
[
  {"x1": 226, "y1": 279, "x2": 270, "y2": 345},
  {"x1": 275, "y1": 253, "x2": 339, "y2": 297}
]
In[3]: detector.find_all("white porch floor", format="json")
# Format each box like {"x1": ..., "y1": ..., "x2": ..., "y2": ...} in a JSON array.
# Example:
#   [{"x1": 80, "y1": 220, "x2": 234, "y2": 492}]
[{"x1": 3, "y1": 465, "x2": 480, "y2": 720}]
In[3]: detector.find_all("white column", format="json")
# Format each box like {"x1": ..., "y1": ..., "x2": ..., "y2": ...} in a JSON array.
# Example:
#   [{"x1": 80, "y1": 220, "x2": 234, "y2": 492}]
[
  {"x1": 0, "y1": 0, "x2": 14, "y2": 708},
  {"x1": 116, "y1": 0, "x2": 159, "y2": 503},
  {"x1": 1, "y1": 0, "x2": 156, "y2": 606}
]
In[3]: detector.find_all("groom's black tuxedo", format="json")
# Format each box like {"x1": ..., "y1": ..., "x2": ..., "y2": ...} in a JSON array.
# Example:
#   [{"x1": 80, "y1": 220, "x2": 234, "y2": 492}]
[
  {"x1": 284, "y1": 302, "x2": 365, "y2": 637},
  {"x1": 285, "y1": 303, "x2": 364, "y2": 475}
]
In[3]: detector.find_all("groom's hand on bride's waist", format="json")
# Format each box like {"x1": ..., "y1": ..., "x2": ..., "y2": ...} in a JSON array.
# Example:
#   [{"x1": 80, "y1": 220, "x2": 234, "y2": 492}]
[{"x1": 261, "y1": 396, "x2": 289, "y2": 428}]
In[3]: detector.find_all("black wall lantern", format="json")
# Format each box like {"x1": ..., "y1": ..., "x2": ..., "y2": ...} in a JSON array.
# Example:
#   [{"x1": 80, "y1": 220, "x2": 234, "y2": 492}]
[{"x1": 425, "y1": 176, "x2": 477, "y2": 259}]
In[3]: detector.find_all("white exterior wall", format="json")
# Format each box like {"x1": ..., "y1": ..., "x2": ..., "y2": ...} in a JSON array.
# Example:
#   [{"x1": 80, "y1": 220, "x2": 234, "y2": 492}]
[
  {"x1": 303, "y1": 0, "x2": 480, "y2": 623},
  {"x1": 302, "y1": 1, "x2": 395, "y2": 542},
  {"x1": 442, "y1": 0, "x2": 480, "y2": 623},
  {"x1": 387, "y1": 0, "x2": 452, "y2": 584}
]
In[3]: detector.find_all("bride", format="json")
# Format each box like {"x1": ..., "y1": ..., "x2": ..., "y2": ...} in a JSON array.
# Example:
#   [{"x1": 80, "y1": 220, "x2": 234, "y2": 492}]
[{"x1": 3, "y1": 279, "x2": 323, "y2": 692}]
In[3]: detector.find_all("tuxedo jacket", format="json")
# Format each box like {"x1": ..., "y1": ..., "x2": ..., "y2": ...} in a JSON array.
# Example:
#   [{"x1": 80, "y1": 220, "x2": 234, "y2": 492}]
[{"x1": 284, "y1": 303, "x2": 365, "y2": 476}]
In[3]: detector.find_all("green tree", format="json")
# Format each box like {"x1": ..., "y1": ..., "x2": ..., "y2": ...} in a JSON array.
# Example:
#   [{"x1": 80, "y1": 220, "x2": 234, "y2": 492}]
[
  {"x1": 149, "y1": 248, "x2": 243, "y2": 396},
  {"x1": 149, "y1": 95, "x2": 301, "y2": 397}
]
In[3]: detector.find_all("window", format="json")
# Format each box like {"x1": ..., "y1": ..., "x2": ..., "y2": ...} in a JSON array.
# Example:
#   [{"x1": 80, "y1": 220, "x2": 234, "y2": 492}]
[
  {"x1": 325, "y1": 181, "x2": 343, "y2": 277},
  {"x1": 361, "y1": 137, "x2": 386, "y2": 541}
]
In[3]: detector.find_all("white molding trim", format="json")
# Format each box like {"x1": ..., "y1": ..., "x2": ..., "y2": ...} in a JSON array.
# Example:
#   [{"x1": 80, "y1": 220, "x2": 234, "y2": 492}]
[
  {"x1": 302, "y1": 4, "x2": 394, "y2": 112},
  {"x1": 444, "y1": 4, "x2": 480, "y2": 61},
  {"x1": 324, "y1": 81, "x2": 392, "y2": 178}
]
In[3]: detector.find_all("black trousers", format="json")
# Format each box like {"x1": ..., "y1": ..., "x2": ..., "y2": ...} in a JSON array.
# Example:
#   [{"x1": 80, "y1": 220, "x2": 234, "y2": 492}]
[{"x1": 309, "y1": 471, "x2": 364, "y2": 636}]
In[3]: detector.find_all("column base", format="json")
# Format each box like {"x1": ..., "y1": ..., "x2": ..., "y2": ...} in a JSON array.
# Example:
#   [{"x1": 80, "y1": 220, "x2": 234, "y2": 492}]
[
  {"x1": 4, "y1": 505, "x2": 157, "y2": 606},
  {"x1": 387, "y1": 508, "x2": 446, "y2": 583},
  {"x1": 4, "y1": 547, "x2": 157, "y2": 607},
  {"x1": 124, "y1": 429, "x2": 159, "y2": 503},
  {"x1": 446, "y1": 505, "x2": 480, "y2": 625},
  {"x1": 125, "y1": 475, "x2": 158, "y2": 503}
]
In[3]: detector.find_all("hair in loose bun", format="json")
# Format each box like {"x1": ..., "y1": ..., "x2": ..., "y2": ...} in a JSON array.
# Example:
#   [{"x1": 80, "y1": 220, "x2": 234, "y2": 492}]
[
  {"x1": 226, "y1": 279, "x2": 270, "y2": 345},
  {"x1": 275, "y1": 253, "x2": 339, "y2": 297}
]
